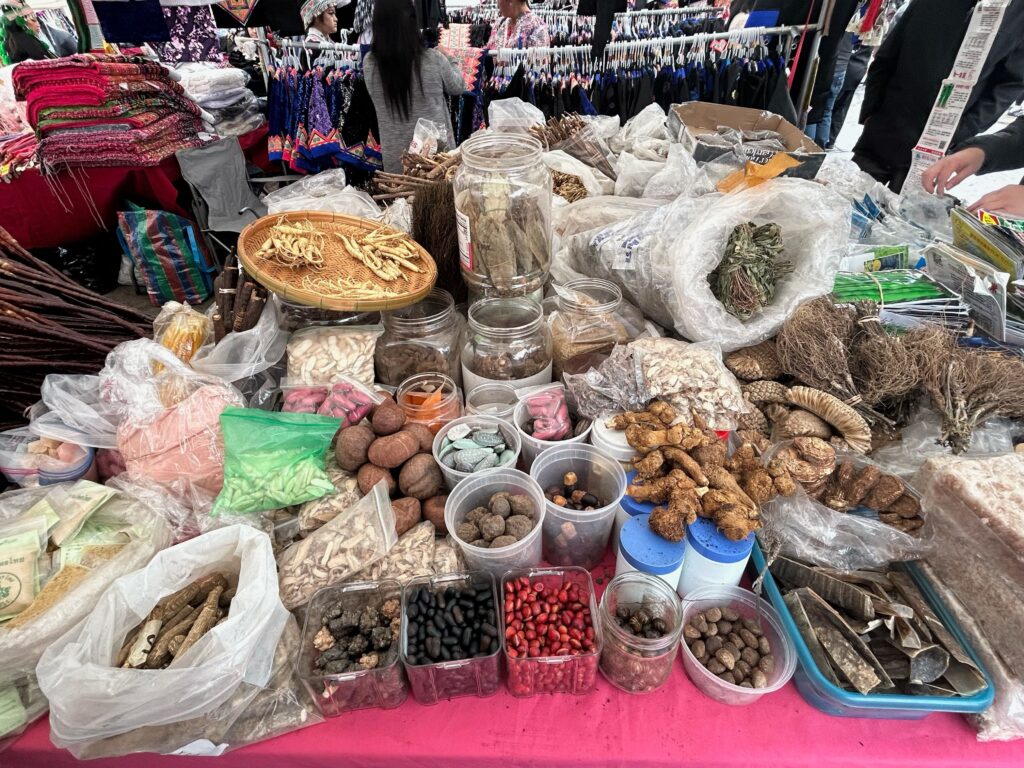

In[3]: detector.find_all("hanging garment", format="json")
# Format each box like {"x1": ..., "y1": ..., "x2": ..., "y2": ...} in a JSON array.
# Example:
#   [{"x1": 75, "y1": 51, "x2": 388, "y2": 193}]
[
  {"x1": 92, "y1": 0, "x2": 170, "y2": 43},
  {"x1": 151, "y1": 5, "x2": 225, "y2": 64}
]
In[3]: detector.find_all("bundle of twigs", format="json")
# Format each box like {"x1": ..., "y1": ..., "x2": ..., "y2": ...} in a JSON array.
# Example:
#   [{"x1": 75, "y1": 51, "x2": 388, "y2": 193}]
[
  {"x1": 907, "y1": 325, "x2": 1024, "y2": 453},
  {"x1": 370, "y1": 151, "x2": 462, "y2": 201},
  {"x1": 0, "y1": 226, "x2": 151, "y2": 429},
  {"x1": 211, "y1": 253, "x2": 267, "y2": 342},
  {"x1": 529, "y1": 113, "x2": 588, "y2": 147}
]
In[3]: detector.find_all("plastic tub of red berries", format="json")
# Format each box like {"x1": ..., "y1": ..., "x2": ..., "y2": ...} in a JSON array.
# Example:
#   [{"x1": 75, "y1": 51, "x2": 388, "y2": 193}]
[
  {"x1": 500, "y1": 567, "x2": 603, "y2": 697},
  {"x1": 400, "y1": 571, "x2": 503, "y2": 705},
  {"x1": 297, "y1": 580, "x2": 408, "y2": 717}
]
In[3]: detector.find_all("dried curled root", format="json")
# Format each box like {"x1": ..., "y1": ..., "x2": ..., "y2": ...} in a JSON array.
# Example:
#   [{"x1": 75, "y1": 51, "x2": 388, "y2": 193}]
[
  {"x1": 633, "y1": 450, "x2": 665, "y2": 480},
  {"x1": 628, "y1": 470, "x2": 695, "y2": 504},
  {"x1": 607, "y1": 402, "x2": 679, "y2": 430},
  {"x1": 624, "y1": 423, "x2": 708, "y2": 454}
]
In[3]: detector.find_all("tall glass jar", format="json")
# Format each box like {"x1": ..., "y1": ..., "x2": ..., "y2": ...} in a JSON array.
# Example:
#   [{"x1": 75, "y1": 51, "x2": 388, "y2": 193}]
[
  {"x1": 452, "y1": 133, "x2": 552, "y2": 299},
  {"x1": 375, "y1": 289, "x2": 464, "y2": 387},
  {"x1": 462, "y1": 298, "x2": 553, "y2": 393},
  {"x1": 548, "y1": 279, "x2": 633, "y2": 378}
]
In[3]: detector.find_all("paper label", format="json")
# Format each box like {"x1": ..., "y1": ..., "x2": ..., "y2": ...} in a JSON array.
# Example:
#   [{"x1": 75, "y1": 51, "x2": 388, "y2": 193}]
[{"x1": 455, "y1": 208, "x2": 472, "y2": 270}]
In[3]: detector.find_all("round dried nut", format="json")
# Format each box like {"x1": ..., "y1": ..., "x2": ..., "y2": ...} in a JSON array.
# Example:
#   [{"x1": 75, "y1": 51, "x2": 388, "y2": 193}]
[
  {"x1": 367, "y1": 431, "x2": 419, "y2": 469},
  {"x1": 759, "y1": 654, "x2": 776, "y2": 676},
  {"x1": 717, "y1": 671, "x2": 735, "y2": 685},
  {"x1": 468, "y1": 538, "x2": 488, "y2": 548},
  {"x1": 716, "y1": 647, "x2": 737, "y2": 670},
  {"x1": 705, "y1": 635, "x2": 724, "y2": 655},
  {"x1": 704, "y1": 622, "x2": 719, "y2": 638},
  {"x1": 684, "y1": 623, "x2": 702, "y2": 641},
  {"x1": 695, "y1": 615, "x2": 709, "y2": 634},
  {"x1": 489, "y1": 495, "x2": 512, "y2": 519},
  {"x1": 706, "y1": 658, "x2": 726, "y2": 674},
  {"x1": 741, "y1": 647, "x2": 761, "y2": 667},
  {"x1": 720, "y1": 607, "x2": 740, "y2": 622},
  {"x1": 705, "y1": 607, "x2": 723, "y2": 623},
  {"x1": 739, "y1": 628, "x2": 758, "y2": 649},
  {"x1": 739, "y1": 681, "x2": 753, "y2": 689},
  {"x1": 358, "y1": 464, "x2": 396, "y2": 496},
  {"x1": 392, "y1": 497, "x2": 422, "y2": 536},
  {"x1": 399, "y1": 453, "x2": 444, "y2": 500},
  {"x1": 742, "y1": 618, "x2": 763, "y2": 636},
  {"x1": 717, "y1": 620, "x2": 733, "y2": 636},
  {"x1": 504, "y1": 515, "x2": 534, "y2": 540},
  {"x1": 508, "y1": 494, "x2": 535, "y2": 518},
  {"x1": 371, "y1": 400, "x2": 407, "y2": 436},
  {"x1": 479, "y1": 514, "x2": 506, "y2": 542},
  {"x1": 758, "y1": 636, "x2": 772, "y2": 656},
  {"x1": 751, "y1": 669, "x2": 768, "y2": 689},
  {"x1": 402, "y1": 422, "x2": 435, "y2": 453},
  {"x1": 422, "y1": 495, "x2": 448, "y2": 534},
  {"x1": 466, "y1": 506, "x2": 489, "y2": 525},
  {"x1": 691, "y1": 639, "x2": 706, "y2": 660},
  {"x1": 489, "y1": 535, "x2": 518, "y2": 548},
  {"x1": 456, "y1": 521, "x2": 481, "y2": 543},
  {"x1": 734, "y1": 659, "x2": 751, "y2": 680},
  {"x1": 336, "y1": 425, "x2": 376, "y2": 471}
]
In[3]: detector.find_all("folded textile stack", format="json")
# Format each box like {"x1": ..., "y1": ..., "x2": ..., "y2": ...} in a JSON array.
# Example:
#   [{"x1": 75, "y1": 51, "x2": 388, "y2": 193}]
[
  {"x1": 176, "y1": 63, "x2": 264, "y2": 138},
  {"x1": 12, "y1": 54, "x2": 203, "y2": 170}
]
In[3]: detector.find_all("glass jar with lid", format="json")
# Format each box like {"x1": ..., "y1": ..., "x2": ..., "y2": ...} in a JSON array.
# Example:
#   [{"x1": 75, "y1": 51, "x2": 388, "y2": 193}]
[
  {"x1": 548, "y1": 279, "x2": 640, "y2": 378},
  {"x1": 462, "y1": 298, "x2": 552, "y2": 393},
  {"x1": 375, "y1": 288, "x2": 464, "y2": 387},
  {"x1": 452, "y1": 133, "x2": 552, "y2": 299},
  {"x1": 277, "y1": 296, "x2": 380, "y2": 333}
]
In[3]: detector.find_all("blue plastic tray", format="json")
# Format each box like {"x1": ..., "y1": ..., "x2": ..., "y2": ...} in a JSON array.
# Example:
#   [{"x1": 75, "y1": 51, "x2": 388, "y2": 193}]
[{"x1": 751, "y1": 544, "x2": 994, "y2": 719}]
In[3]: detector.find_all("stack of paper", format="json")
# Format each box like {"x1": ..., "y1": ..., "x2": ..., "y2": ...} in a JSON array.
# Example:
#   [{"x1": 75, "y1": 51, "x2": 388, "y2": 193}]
[{"x1": 832, "y1": 269, "x2": 971, "y2": 332}]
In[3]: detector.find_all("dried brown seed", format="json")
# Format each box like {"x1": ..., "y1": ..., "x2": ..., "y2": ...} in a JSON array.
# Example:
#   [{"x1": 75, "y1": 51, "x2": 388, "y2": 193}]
[
  {"x1": 705, "y1": 607, "x2": 723, "y2": 623},
  {"x1": 751, "y1": 669, "x2": 768, "y2": 689},
  {"x1": 715, "y1": 647, "x2": 736, "y2": 670}
]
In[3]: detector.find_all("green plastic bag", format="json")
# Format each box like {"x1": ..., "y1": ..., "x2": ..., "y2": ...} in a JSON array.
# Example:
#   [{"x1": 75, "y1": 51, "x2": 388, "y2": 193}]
[{"x1": 213, "y1": 408, "x2": 340, "y2": 516}]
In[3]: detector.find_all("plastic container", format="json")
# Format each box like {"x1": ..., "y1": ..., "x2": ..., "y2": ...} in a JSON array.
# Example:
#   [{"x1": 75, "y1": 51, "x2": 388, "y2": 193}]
[
  {"x1": 750, "y1": 544, "x2": 995, "y2": 719},
  {"x1": 465, "y1": 382, "x2": 518, "y2": 420},
  {"x1": 444, "y1": 468, "x2": 546, "y2": 577},
  {"x1": 616, "y1": 514, "x2": 685, "y2": 590},
  {"x1": 462, "y1": 298, "x2": 553, "y2": 393},
  {"x1": 530, "y1": 443, "x2": 626, "y2": 569},
  {"x1": 396, "y1": 372, "x2": 463, "y2": 435},
  {"x1": 599, "y1": 572, "x2": 683, "y2": 694},
  {"x1": 400, "y1": 571, "x2": 502, "y2": 704},
  {"x1": 677, "y1": 517, "x2": 754, "y2": 598},
  {"x1": 590, "y1": 418, "x2": 638, "y2": 470},
  {"x1": 432, "y1": 415, "x2": 522, "y2": 492},
  {"x1": 297, "y1": 580, "x2": 408, "y2": 717},
  {"x1": 453, "y1": 132, "x2": 551, "y2": 299},
  {"x1": 679, "y1": 585, "x2": 797, "y2": 706},
  {"x1": 613, "y1": 470, "x2": 654, "y2": 551},
  {"x1": 376, "y1": 288, "x2": 464, "y2": 387},
  {"x1": 501, "y1": 567, "x2": 602, "y2": 697},
  {"x1": 513, "y1": 391, "x2": 593, "y2": 471},
  {"x1": 0, "y1": 428, "x2": 97, "y2": 487}
]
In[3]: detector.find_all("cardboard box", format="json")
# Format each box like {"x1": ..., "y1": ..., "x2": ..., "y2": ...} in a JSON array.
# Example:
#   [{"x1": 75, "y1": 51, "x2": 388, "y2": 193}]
[{"x1": 668, "y1": 103, "x2": 825, "y2": 180}]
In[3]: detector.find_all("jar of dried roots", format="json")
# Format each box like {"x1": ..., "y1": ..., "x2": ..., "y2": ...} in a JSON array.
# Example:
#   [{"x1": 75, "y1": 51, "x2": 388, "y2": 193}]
[
  {"x1": 462, "y1": 298, "x2": 553, "y2": 393},
  {"x1": 375, "y1": 288, "x2": 464, "y2": 387}
]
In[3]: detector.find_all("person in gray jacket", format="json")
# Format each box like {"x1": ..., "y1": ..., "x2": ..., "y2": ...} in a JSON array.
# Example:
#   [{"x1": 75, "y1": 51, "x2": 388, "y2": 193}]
[
  {"x1": 922, "y1": 117, "x2": 1024, "y2": 216},
  {"x1": 363, "y1": 0, "x2": 466, "y2": 173}
]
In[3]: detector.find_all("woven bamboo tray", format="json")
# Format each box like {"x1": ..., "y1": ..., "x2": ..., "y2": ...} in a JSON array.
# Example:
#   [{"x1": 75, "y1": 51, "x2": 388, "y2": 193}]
[{"x1": 237, "y1": 211, "x2": 437, "y2": 311}]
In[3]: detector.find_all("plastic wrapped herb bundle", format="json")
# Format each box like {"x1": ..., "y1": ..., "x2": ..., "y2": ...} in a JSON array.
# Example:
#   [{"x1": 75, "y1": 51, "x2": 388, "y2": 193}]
[
  {"x1": 711, "y1": 222, "x2": 793, "y2": 321},
  {"x1": 453, "y1": 133, "x2": 552, "y2": 299}
]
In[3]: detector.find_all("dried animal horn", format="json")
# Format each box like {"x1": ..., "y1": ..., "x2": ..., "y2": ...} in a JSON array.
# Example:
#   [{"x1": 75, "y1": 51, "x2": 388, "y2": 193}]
[
  {"x1": 743, "y1": 380, "x2": 791, "y2": 405},
  {"x1": 777, "y1": 409, "x2": 832, "y2": 440},
  {"x1": 788, "y1": 386, "x2": 872, "y2": 453}
]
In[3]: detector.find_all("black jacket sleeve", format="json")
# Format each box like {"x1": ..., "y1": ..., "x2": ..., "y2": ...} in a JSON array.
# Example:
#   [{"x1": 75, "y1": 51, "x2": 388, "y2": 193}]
[
  {"x1": 959, "y1": 117, "x2": 1024, "y2": 174},
  {"x1": 953, "y1": 55, "x2": 1024, "y2": 149},
  {"x1": 859, "y1": 5, "x2": 912, "y2": 124}
]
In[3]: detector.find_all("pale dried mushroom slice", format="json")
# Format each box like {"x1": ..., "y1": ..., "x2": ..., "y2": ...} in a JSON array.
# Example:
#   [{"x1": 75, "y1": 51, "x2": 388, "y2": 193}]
[
  {"x1": 743, "y1": 380, "x2": 791, "y2": 405},
  {"x1": 787, "y1": 386, "x2": 872, "y2": 453},
  {"x1": 725, "y1": 340, "x2": 784, "y2": 381},
  {"x1": 776, "y1": 409, "x2": 832, "y2": 440}
]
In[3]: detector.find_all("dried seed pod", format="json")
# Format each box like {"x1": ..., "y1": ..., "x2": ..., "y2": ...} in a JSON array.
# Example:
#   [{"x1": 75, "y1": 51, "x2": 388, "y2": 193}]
[
  {"x1": 725, "y1": 340, "x2": 784, "y2": 381},
  {"x1": 715, "y1": 647, "x2": 737, "y2": 670},
  {"x1": 737, "y1": 400, "x2": 770, "y2": 433}
]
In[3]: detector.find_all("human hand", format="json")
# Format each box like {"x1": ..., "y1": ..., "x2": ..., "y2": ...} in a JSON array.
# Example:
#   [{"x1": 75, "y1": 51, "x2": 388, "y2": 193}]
[
  {"x1": 968, "y1": 184, "x2": 1024, "y2": 217},
  {"x1": 920, "y1": 147, "x2": 985, "y2": 196}
]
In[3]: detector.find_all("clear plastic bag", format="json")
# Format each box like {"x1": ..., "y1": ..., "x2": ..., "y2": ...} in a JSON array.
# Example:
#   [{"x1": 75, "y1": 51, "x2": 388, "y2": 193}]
[
  {"x1": 409, "y1": 118, "x2": 448, "y2": 156},
  {"x1": 610, "y1": 104, "x2": 669, "y2": 155},
  {"x1": 643, "y1": 143, "x2": 714, "y2": 200},
  {"x1": 37, "y1": 524, "x2": 288, "y2": 759},
  {"x1": 664, "y1": 178, "x2": 849, "y2": 351},
  {"x1": 580, "y1": 114, "x2": 619, "y2": 142},
  {"x1": 488, "y1": 97, "x2": 544, "y2": 134},
  {"x1": 191, "y1": 296, "x2": 289, "y2": 384},
  {"x1": 276, "y1": 481, "x2": 397, "y2": 610},
  {"x1": 353, "y1": 520, "x2": 437, "y2": 583},
  {"x1": 153, "y1": 302, "x2": 212, "y2": 367},
  {"x1": 551, "y1": 125, "x2": 618, "y2": 181},
  {"x1": 542, "y1": 150, "x2": 613, "y2": 197},
  {"x1": 28, "y1": 374, "x2": 122, "y2": 450},
  {"x1": 563, "y1": 344, "x2": 651, "y2": 419},
  {"x1": 264, "y1": 173, "x2": 382, "y2": 219},
  {"x1": 286, "y1": 325, "x2": 384, "y2": 386},
  {"x1": 614, "y1": 152, "x2": 666, "y2": 198},
  {"x1": 552, "y1": 195, "x2": 663, "y2": 242},
  {"x1": 297, "y1": 455, "x2": 361, "y2": 534},
  {"x1": 0, "y1": 481, "x2": 174, "y2": 720},
  {"x1": 0, "y1": 428, "x2": 94, "y2": 488}
]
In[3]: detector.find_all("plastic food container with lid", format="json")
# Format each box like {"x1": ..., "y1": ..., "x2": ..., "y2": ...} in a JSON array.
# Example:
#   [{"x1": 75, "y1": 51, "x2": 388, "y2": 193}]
[
  {"x1": 599, "y1": 572, "x2": 683, "y2": 694},
  {"x1": 613, "y1": 470, "x2": 654, "y2": 551},
  {"x1": 679, "y1": 585, "x2": 797, "y2": 706},
  {"x1": 512, "y1": 385, "x2": 593, "y2": 470},
  {"x1": 501, "y1": 567, "x2": 602, "y2": 697},
  {"x1": 677, "y1": 516, "x2": 754, "y2": 598},
  {"x1": 400, "y1": 571, "x2": 503, "y2": 705},
  {"x1": 616, "y1": 514, "x2": 686, "y2": 590},
  {"x1": 465, "y1": 382, "x2": 518, "y2": 421},
  {"x1": 531, "y1": 443, "x2": 625, "y2": 569},
  {"x1": 444, "y1": 468, "x2": 546, "y2": 577},
  {"x1": 396, "y1": 372, "x2": 463, "y2": 435},
  {"x1": 432, "y1": 415, "x2": 522, "y2": 492},
  {"x1": 297, "y1": 580, "x2": 408, "y2": 717},
  {"x1": 589, "y1": 418, "x2": 638, "y2": 470}
]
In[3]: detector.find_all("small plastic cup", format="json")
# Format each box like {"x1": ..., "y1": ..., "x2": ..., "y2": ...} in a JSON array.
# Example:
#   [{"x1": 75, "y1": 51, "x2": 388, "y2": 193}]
[
  {"x1": 444, "y1": 468, "x2": 546, "y2": 578},
  {"x1": 465, "y1": 383, "x2": 518, "y2": 421},
  {"x1": 432, "y1": 415, "x2": 522, "y2": 492},
  {"x1": 513, "y1": 397, "x2": 593, "y2": 471},
  {"x1": 679, "y1": 585, "x2": 797, "y2": 706},
  {"x1": 530, "y1": 443, "x2": 626, "y2": 569}
]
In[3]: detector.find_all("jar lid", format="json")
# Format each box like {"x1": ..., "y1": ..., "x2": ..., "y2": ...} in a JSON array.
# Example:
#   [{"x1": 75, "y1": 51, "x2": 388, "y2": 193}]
[
  {"x1": 619, "y1": 514, "x2": 685, "y2": 576},
  {"x1": 685, "y1": 517, "x2": 754, "y2": 564},
  {"x1": 620, "y1": 471, "x2": 656, "y2": 519},
  {"x1": 591, "y1": 421, "x2": 637, "y2": 463}
]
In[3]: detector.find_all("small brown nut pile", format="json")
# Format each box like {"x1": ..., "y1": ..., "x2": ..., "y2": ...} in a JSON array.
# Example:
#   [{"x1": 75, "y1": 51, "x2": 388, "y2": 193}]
[
  {"x1": 684, "y1": 605, "x2": 774, "y2": 689},
  {"x1": 313, "y1": 597, "x2": 401, "y2": 675},
  {"x1": 457, "y1": 492, "x2": 537, "y2": 549}
]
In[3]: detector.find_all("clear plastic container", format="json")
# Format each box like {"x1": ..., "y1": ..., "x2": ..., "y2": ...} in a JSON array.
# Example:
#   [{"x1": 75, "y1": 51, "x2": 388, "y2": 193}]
[
  {"x1": 400, "y1": 571, "x2": 502, "y2": 704},
  {"x1": 589, "y1": 418, "x2": 638, "y2": 470},
  {"x1": 432, "y1": 415, "x2": 522, "y2": 492},
  {"x1": 599, "y1": 572, "x2": 683, "y2": 694},
  {"x1": 462, "y1": 298, "x2": 553, "y2": 393},
  {"x1": 613, "y1": 471, "x2": 655, "y2": 552},
  {"x1": 297, "y1": 580, "x2": 408, "y2": 717},
  {"x1": 0, "y1": 428, "x2": 97, "y2": 487},
  {"x1": 375, "y1": 288, "x2": 464, "y2": 387},
  {"x1": 453, "y1": 132, "x2": 552, "y2": 299},
  {"x1": 513, "y1": 394, "x2": 593, "y2": 471},
  {"x1": 465, "y1": 382, "x2": 518, "y2": 421},
  {"x1": 530, "y1": 443, "x2": 626, "y2": 569},
  {"x1": 444, "y1": 468, "x2": 546, "y2": 578},
  {"x1": 501, "y1": 567, "x2": 602, "y2": 697},
  {"x1": 679, "y1": 585, "x2": 797, "y2": 706},
  {"x1": 396, "y1": 372, "x2": 464, "y2": 435}
]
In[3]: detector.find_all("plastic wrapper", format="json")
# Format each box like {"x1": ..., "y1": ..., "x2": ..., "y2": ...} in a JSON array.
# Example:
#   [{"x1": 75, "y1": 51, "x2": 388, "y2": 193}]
[
  {"x1": 564, "y1": 344, "x2": 650, "y2": 419},
  {"x1": 37, "y1": 525, "x2": 288, "y2": 759},
  {"x1": 382, "y1": 197, "x2": 413, "y2": 234},
  {"x1": 643, "y1": 143, "x2": 714, "y2": 200},
  {"x1": 213, "y1": 408, "x2": 340, "y2": 517},
  {"x1": 0, "y1": 481, "x2": 174, "y2": 746},
  {"x1": 353, "y1": 520, "x2": 437, "y2": 583},
  {"x1": 542, "y1": 150, "x2": 613, "y2": 197},
  {"x1": 0, "y1": 429, "x2": 94, "y2": 487},
  {"x1": 580, "y1": 114, "x2": 619, "y2": 142},
  {"x1": 613, "y1": 152, "x2": 666, "y2": 198},
  {"x1": 871, "y1": 407, "x2": 1016, "y2": 480},
  {"x1": 153, "y1": 302, "x2": 213, "y2": 368},
  {"x1": 265, "y1": 176, "x2": 384, "y2": 219},
  {"x1": 0, "y1": 679, "x2": 46, "y2": 753},
  {"x1": 609, "y1": 104, "x2": 669, "y2": 155},
  {"x1": 191, "y1": 296, "x2": 289, "y2": 385},
  {"x1": 28, "y1": 374, "x2": 122, "y2": 450},
  {"x1": 297, "y1": 455, "x2": 361, "y2": 534},
  {"x1": 280, "y1": 376, "x2": 380, "y2": 422},
  {"x1": 276, "y1": 481, "x2": 397, "y2": 610},
  {"x1": 630, "y1": 136, "x2": 672, "y2": 161},
  {"x1": 817, "y1": 154, "x2": 900, "y2": 212},
  {"x1": 432, "y1": 535, "x2": 467, "y2": 574},
  {"x1": 550, "y1": 125, "x2": 618, "y2": 181},
  {"x1": 95, "y1": 448, "x2": 127, "y2": 483},
  {"x1": 552, "y1": 195, "x2": 663, "y2": 243},
  {"x1": 899, "y1": 187, "x2": 955, "y2": 242},
  {"x1": 409, "y1": 117, "x2": 448, "y2": 156},
  {"x1": 286, "y1": 325, "x2": 383, "y2": 386},
  {"x1": 488, "y1": 97, "x2": 544, "y2": 134}
]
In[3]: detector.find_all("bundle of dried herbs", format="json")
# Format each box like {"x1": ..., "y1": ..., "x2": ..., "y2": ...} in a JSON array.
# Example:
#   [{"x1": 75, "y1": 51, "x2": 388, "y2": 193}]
[
  {"x1": 552, "y1": 171, "x2": 588, "y2": 203},
  {"x1": 710, "y1": 222, "x2": 792, "y2": 321}
]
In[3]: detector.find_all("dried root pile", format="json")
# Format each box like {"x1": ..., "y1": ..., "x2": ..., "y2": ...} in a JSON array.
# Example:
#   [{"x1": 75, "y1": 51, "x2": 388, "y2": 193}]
[
  {"x1": 370, "y1": 151, "x2": 461, "y2": 201},
  {"x1": 710, "y1": 222, "x2": 792, "y2": 321},
  {"x1": 254, "y1": 218, "x2": 327, "y2": 269},
  {"x1": 552, "y1": 171, "x2": 588, "y2": 203}
]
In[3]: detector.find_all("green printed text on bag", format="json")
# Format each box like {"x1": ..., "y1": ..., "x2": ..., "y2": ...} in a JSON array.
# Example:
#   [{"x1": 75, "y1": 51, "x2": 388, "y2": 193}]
[{"x1": 212, "y1": 408, "x2": 341, "y2": 516}]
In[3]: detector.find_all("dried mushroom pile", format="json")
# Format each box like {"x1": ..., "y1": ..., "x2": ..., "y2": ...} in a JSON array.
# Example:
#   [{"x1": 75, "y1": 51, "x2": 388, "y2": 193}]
[
  {"x1": 771, "y1": 556, "x2": 986, "y2": 697},
  {"x1": 609, "y1": 401, "x2": 797, "y2": 542}
]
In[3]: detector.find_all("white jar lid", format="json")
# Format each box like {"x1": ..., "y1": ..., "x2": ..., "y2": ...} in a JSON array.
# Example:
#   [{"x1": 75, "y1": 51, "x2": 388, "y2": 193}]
[{"x1": 590, "y1": 419, "x2": 637, "y2": 463}]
